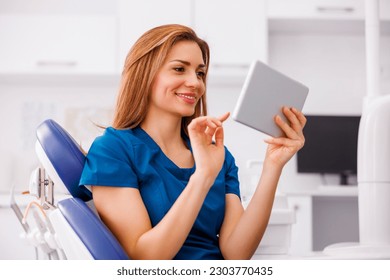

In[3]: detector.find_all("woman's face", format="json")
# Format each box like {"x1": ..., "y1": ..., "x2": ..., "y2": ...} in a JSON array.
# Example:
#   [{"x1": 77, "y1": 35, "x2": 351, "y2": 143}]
[{"x1": 150, "y1": 40, "x2": 206, "y2": 118}]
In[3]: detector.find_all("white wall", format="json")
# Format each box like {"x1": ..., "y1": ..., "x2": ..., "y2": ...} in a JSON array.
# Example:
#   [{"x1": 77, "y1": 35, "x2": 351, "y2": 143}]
[{"x1": 0, "y1": 80, "x2": 118, "y2": 193}]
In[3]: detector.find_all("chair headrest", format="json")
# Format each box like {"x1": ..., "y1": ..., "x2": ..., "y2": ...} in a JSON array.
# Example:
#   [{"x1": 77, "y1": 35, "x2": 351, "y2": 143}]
[{"x1": 36, "y1": 119, "x2": 92, "y2": 201}]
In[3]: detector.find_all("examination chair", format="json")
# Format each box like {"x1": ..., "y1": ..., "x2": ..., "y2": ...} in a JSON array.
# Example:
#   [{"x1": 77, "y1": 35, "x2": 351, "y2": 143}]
[{"x1": 32, "y1": 119, "x2": 129, "y2": 260}]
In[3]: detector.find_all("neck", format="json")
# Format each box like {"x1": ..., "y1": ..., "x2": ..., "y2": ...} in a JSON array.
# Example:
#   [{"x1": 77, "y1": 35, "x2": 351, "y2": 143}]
[
  {"x1": 141, "y1": 110, "x2": 184, "y2": 151},
  {"x1": 141, "y1": 107, "x2": 194, "y2": 169}
]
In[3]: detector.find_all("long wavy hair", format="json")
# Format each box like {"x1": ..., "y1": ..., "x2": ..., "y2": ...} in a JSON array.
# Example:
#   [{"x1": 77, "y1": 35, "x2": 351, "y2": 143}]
[{"x1": 112, "y1": 24, "x2": 210, "y2": 136}]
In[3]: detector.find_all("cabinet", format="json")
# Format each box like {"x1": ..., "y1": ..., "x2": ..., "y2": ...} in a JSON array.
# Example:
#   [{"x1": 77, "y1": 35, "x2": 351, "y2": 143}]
[
  {"x1": 287, "y1": 195, "x2": 313, "y2": 255},
  {"x1": 194, "y1": 0, "x2": 267, "y2": 69},
  {"x1": 1, "y1": 1, "x2": 269, "y2": 78},
  {"x1": 285, "y1": 186, "x2": 359, "y2": 256},
  {"x1": 381, "y1": 0, "x2": 390, "y2": 20},
  {"x1": 267, "y1": 0, "x2": 390, "y2": 20},
  {"x1": 118, "y1": 0, "x2": 193, "y2": 69},
  {"x1": 312, "y1": 196, "x2": 359, "y2": 251},
  {"x1": 0, "y1": 15, "x2": 117, "y2": 75},
  {"x1": 267, "y1": 0, "x2": 365, "y2": 20},
  {"x1": 267, "y1": 0, "x2": 390, "y2": 32},
  {"x1": 118, "y1": 0, "x2": 268, "y2": 76},
  {"x1": 265, "y1": 0, "x2": 390, "y2": 116}
]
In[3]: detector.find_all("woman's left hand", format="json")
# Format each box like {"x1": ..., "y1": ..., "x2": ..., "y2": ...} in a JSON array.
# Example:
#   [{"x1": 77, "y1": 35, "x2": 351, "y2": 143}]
[{"x1": 264, "y1": 107, "x2": 306, "y2": 168}]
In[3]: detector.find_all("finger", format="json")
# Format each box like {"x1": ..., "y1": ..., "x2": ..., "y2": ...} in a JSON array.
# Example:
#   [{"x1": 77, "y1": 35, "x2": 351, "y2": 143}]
[
  {"x1": 205, "y1": 124, "x2": 217, "y2": 137},
  {"x1": 274, "y1": 114, "x2": 298, "y2": 139},
  {"x1": 285, "y1": 107, "x2": 306, "y2": 140},
  {"x1": 264, "y1": 137, "x2": 281, "y2": 145},
  {"x1": 189, "y1": 117, "x2": 220, "y2": 137},
  {"x1": 188, "y1": 116, "x2": 214, "y2": 132},
  {"x1": 291, "y1": 107, "x2": 307, "y2": 128},
  {"x1": 218, "y1": 112, "x2": 230, "y2": 123},
  {"x1": 214, "y1": 126, "x2": 224, "y2": 147},
  {"x1": 265, "y1": 136, "x2": 304, "y2": 150},
  {"x1": 276, "y1": 107, "x2": 305, "y2": 139},
  {"x1": 208, "y1": 117, "x2": 226, "y2": 129},
  {"x1": 264, "y1": 136, "x2": 289, "y2": 146},
  {"x1": 282, "y1": 107, "x2": 301, "y2": 130},
  {"x1": 207, "y1": 114, "x2": 230, "y2": 137},
  {"x1": 206, "y1": 117, "x2": 226, "y2": 136},
  {"x1": 206, "y1": 118, "x2": 217, "y2": 129},
  {"x1": 189, "y1": 116, "x2": 227, "y2": 137},
  {"x1": 195, "y1": 114, "x2": 228, "y2": 126}
]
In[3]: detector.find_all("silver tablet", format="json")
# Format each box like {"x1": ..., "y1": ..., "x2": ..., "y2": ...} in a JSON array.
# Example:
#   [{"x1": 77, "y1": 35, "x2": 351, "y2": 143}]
[{"x1": 232, "y1": 60, "x2": 309, "y2": 137}]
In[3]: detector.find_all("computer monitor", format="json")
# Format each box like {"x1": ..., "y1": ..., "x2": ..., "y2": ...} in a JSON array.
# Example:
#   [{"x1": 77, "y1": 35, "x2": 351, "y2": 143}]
[{"x1": 297, "y1": 115, "x2": 361, "y2": 185}]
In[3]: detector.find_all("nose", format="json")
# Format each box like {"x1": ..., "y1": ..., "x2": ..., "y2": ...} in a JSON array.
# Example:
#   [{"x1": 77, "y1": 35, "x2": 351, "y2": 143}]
[{"x1": 185, "y1": 72, "x2": 202, "y2": 89}]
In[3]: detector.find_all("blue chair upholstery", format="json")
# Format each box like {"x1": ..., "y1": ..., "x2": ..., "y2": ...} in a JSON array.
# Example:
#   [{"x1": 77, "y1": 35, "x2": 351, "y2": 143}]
[
  {"x1": 58, "y1": 197, "x2": 129, "y2": 260},
  {"x1": 36, "y1": 119, "x2": 129, "y2": 260},
  {"x1": 36, "y1": 119, "x2": 92, "y2": 201}
]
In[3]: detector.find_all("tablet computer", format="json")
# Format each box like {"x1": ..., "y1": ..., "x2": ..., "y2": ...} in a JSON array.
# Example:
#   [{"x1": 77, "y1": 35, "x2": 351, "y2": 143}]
[{"x1": 232, "y1": 60, "x2": 309, "y2": 137}]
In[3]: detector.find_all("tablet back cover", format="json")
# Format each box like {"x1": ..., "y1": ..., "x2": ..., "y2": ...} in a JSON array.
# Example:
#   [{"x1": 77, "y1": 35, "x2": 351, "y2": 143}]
[{"x1": 233, "y1": 60, "x2": 309, "y2": 137}]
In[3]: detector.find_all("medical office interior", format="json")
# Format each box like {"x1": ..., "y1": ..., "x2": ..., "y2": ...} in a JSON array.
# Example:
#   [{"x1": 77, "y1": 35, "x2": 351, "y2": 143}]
[{"x1": 0, "y1": 0, "x2": 389, "y2": 260}]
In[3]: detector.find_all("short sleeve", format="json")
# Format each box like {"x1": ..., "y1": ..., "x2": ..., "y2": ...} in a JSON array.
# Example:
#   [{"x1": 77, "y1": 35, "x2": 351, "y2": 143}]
[
  {"x1": 224, "y1": 147, "x2": 241, "y2": 199},
  {"x1": 79, "y1": 128, "x2": 139, "y2": 188}
]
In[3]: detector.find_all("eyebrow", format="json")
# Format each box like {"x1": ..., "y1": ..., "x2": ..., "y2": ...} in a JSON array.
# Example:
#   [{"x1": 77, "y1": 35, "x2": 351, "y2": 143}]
[{"x1": 169, "y1": 59, "x2": 206, "y2": 68}]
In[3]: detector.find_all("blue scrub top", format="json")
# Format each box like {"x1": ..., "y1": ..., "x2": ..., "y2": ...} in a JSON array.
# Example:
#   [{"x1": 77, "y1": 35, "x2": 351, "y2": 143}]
[{"x1": 79, "y1": 126, "x2": 240, "y2": 260}]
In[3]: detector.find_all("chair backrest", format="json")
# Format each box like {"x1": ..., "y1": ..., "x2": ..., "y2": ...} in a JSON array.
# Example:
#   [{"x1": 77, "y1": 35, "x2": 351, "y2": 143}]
[
  {"x1": 36, "y1": 119, "x2": 92, "y2": 201},
  {"x1": 35, "y1": 119, "x2": 129, "y2": 260}
]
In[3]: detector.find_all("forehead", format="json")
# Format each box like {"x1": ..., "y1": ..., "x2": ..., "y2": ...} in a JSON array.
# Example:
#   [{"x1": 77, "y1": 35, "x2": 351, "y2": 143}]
[{"x1": 166, "y1": 41, "x2": 204, "y2": 64}]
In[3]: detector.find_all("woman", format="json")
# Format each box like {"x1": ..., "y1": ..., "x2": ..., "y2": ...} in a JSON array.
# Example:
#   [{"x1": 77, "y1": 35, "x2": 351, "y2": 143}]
[{"x1": 79, "y1": 24, "x2": 306, "y2": 260}]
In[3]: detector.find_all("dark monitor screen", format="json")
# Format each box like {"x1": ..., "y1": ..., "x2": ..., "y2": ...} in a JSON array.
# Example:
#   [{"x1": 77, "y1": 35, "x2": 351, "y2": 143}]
[{"x1": 297, "y1": 115, "x2": 360, "y2": 185}]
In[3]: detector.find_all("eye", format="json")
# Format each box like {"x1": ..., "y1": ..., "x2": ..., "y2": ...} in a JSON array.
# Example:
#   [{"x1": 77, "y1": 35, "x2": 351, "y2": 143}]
[
  {"x1": 197, "y1": 71, "x2": 205, "y2": 79},
  {"x1": 173, "y1": 67, "x2": 185, "y2": 73}
]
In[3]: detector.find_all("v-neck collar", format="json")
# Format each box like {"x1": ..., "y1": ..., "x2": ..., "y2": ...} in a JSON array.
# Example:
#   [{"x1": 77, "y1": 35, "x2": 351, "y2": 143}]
[{"x1": 133, "y1": 126, "x2": 195, "y2": 172}]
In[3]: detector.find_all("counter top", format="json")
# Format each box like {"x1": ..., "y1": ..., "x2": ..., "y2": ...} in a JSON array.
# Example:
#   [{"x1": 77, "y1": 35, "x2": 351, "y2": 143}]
[{"x1": 282, "y1": 185, "x2": 358, "y2": 197}]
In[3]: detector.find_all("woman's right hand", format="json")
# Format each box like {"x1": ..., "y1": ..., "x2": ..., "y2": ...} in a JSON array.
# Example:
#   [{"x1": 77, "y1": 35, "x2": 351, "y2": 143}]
[{"x1": 188, "y1": 112, "x2": 230, "y2": 185}]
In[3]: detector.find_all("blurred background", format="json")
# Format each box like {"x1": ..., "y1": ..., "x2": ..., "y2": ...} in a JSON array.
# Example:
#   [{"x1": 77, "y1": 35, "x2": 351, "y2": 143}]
[{"x1": 0, "y1": 0, "x2": 389, "y2": 259}]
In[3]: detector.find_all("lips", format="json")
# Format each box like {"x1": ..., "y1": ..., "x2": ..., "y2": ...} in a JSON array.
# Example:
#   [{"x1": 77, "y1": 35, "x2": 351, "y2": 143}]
[{"x1": 176, "y1": 93, "x2": 197, "y2": 104}]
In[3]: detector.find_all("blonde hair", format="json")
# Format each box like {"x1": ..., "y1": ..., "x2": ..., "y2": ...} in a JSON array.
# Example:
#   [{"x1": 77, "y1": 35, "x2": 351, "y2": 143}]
[{"x1": 112, "y1": 24, "x2": 210, "y2": 136}]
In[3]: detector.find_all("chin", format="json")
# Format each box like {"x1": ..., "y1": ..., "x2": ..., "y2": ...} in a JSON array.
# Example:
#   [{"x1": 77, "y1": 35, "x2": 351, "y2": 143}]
[
  {"x1": 178, "y1": 106, "x2": 197, "y2": 117},
  {"x1": 181, "y1": 111, "x2": 196, "y2": 118}
]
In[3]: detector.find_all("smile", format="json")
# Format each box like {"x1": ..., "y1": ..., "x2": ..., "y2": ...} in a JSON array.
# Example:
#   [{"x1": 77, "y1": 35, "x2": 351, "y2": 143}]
[{"x1": 176, "y1": 93, "x2": 197, "y2": 103}]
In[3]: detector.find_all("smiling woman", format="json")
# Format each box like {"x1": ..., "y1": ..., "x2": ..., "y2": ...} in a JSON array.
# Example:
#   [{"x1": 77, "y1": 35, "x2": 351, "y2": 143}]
[
  {"x1": 112, "y1": 24, "x2": 209, "y2": 135},
  {"x1": 78, "y1": 24, "x2": 306, "y2": 260}
]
